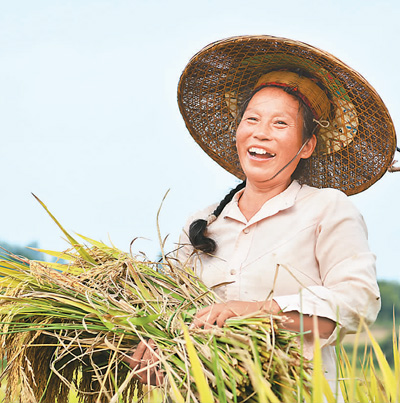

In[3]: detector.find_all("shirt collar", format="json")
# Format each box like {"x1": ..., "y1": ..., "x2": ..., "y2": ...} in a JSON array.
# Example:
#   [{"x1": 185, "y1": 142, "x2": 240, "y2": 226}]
[{"x1": 223, "y1": 180, "x2": 302, "y2": 225}]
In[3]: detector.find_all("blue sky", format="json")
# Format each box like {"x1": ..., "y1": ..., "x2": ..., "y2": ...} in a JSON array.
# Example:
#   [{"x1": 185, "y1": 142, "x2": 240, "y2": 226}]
[{"x1": 0, "y1": 0, "x2": 399, "y2": 280}]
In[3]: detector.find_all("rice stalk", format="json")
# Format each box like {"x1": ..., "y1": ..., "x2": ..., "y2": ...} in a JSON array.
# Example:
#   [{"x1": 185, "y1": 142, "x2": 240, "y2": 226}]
[
  {"x1": 0, "y1": 199, "x2": 311, "y2": 402},
  {"x1": 0, "y1": 237, "x2": 310, "y2": 402}
]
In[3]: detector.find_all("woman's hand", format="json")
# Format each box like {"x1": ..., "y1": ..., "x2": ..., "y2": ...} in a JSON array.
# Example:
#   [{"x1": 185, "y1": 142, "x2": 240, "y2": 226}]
[
  {"x1": 191, "y1": 300, "x2": 280, "y2": 329},
  {"x1": 190, "y1": 299, "x2": 335, "y2": 339},
  {"x1": 123, "y1": 339, "x2": 164, "y2": 386}
]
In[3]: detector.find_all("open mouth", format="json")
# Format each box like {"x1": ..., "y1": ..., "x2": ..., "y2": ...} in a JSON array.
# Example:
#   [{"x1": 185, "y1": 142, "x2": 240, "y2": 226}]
[{"x1": 248, "y1": 147, "x2": 276, "y2": 160}]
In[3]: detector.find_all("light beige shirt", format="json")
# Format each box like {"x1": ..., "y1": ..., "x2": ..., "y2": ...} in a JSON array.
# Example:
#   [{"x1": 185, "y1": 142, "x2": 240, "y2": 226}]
[{"x1": 177, "y1": 180, "x2": 380, "y2": 385}]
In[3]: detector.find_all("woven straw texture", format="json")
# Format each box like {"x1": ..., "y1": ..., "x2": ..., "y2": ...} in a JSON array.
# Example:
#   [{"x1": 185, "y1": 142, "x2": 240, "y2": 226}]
[{"x1": 178, "y1": 35, "x2": 397, "y2": 195}]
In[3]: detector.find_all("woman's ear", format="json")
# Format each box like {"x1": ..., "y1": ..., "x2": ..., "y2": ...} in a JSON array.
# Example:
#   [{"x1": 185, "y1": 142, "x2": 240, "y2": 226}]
[{"x1": 300, "y1": 134, "x2": 317, "y2": 159}]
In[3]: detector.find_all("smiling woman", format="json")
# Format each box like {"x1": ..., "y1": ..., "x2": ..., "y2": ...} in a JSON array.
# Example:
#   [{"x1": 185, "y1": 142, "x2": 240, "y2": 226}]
[
  {"x1": 131, "y1": 35, "x2": 397, "y2": 397},
  {"x1": 235, "y1": 86, "x2": 316, "y2": 204}
]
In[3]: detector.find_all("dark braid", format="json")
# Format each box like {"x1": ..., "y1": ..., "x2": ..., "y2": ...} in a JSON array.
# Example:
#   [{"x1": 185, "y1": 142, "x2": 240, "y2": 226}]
[{"x1": 188, "y1": 180, "x2": 246, "y2": 253}]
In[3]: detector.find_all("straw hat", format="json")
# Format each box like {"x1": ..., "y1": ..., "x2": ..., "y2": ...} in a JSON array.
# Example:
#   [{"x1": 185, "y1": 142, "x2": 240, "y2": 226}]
[{"x1": 177, "y1": 35, "x2": 397, "y2": 195}]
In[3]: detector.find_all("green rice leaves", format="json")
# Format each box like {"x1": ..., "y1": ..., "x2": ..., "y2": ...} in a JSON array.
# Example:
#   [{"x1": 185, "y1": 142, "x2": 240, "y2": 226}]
[{"x1": 0, "y1": 237, "x2": 310, "y2": 402}]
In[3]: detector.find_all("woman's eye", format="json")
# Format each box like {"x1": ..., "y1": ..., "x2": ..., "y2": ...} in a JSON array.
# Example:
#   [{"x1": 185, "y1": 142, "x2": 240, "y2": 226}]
[
  {"x1": 275, "y1": 120, "x2": 287, "y2": 126},
  {"x1": 246, "y1": 116, "x2": 257, "y2": 121}
]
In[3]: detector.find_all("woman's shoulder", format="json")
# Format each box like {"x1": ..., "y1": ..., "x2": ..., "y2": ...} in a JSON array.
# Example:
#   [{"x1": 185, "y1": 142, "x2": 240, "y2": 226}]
[
  {"x1": 297, "y1": 183, "x2": 359, "y2": 213},
  {"x1": 299, "y1": 183, "x2": 349, "y2": 201}
]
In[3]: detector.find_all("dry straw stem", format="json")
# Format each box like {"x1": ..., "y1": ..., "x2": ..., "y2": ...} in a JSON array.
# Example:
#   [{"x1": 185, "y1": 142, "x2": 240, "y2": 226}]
[{"x1": 0, "y1": 233, "x2": 310, "y2": 403}]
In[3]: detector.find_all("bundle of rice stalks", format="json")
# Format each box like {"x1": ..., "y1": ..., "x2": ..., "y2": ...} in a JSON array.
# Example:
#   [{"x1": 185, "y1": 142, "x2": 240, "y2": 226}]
[{"x1": 0, "y1": 200, "x2": 311, "y2": 403}]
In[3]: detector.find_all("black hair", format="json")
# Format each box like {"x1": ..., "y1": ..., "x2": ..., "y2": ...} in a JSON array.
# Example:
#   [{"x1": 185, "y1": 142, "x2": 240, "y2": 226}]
[
  {"x1": 188, "y1": 80, "x2": 318, "y2": 253},
  {"x1": 188, "y1": 180, "x2": 246, "y2": 253}
]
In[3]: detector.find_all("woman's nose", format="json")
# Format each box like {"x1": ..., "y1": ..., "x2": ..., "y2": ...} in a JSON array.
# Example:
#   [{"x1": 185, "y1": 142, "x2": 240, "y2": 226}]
[{"x1": 253, "y1": 122, "x2": 271, "y2": 140}]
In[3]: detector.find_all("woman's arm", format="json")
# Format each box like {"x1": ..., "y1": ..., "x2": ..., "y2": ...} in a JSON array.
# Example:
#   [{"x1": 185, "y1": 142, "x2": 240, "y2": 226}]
[{"x1": 191, "y1": 300, "x2": 335, "y2": 339}]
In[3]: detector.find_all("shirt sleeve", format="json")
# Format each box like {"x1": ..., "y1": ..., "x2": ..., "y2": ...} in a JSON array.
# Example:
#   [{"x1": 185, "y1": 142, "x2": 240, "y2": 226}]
[{"x1": 274, "y1": 190, "x2": 380, "y2": 345}]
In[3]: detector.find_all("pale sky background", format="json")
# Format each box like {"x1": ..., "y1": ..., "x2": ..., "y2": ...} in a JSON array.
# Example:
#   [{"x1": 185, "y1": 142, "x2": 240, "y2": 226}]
[{"x1": 0, "y1": 0, "x2": 399, "y2": 281}]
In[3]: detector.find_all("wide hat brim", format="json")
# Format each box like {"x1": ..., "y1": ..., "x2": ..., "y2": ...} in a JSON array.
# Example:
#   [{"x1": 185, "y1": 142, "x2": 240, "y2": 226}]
[{"x1": 177, "y1": 35, "x2": 397, "y2": 195}]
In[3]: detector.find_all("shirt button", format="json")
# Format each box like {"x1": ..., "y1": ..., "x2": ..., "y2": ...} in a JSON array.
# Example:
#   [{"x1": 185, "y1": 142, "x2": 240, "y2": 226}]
[
  {"x1": 230, "y1": 269, "x2": 236, "y2": 275},
  {"x1": 243, "y1": 227, "x2": 250, "y2": 234}
]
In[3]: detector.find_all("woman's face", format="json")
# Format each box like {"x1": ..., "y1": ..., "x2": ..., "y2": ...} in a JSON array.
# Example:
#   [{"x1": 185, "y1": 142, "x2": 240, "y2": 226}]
[{"x1": 236, "y1": 87, "x2": 315, "y2": 188}]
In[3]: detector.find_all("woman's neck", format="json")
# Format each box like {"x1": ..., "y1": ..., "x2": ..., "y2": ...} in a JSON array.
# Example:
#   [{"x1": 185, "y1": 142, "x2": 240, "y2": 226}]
[{"x1": 238, "y1": 178, "x2": 292, "y2": 221}]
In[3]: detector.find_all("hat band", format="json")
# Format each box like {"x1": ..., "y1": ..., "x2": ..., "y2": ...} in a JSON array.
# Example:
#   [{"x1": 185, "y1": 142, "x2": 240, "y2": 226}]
[{"x1": 254, "y1": 71, "x2": 331, "y2": 120}]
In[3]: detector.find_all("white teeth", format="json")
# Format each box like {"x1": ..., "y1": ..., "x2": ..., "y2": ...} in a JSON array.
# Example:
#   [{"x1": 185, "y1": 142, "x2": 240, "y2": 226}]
[
  {"x1": 249, "y1": 147, "x2": 275, "y2": 156},
  {"x1": 249, "y1": 147, "x2": 266, "y2": 154}
]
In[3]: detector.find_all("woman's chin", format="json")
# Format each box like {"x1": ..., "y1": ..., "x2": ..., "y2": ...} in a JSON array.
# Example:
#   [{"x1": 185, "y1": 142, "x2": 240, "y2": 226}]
[
  {"x1": 244, "y1": 171, "x2": 293, "y2": 189},
  {"x1": 243, "y1": 167, "x2": 276, "y2": 181}
]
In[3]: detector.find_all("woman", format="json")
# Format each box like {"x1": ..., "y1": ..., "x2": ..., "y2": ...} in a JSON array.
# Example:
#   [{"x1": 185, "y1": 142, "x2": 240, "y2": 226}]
[{"x1": 128, "y1": 35, "x2": 397, "y2": 393}]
